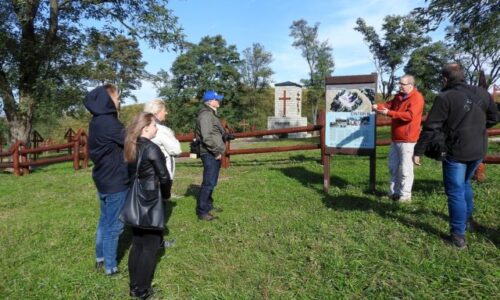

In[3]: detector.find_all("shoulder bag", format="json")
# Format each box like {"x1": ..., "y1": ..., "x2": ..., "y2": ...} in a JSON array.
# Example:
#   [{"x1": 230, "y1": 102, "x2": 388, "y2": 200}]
[{"x1": 120, "y1": 148, "x2": 165, "y2": 230}]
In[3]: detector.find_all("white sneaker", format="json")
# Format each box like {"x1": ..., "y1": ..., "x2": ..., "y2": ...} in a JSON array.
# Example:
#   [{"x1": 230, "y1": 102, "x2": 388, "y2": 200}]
[{"x1": 398, "y1": 197, "x2": 412, "y2": 203}]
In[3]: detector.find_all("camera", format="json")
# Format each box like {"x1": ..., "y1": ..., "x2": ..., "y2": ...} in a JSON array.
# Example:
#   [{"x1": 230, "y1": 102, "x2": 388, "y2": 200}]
[
  {"x1": 223, "y1": 133, "x2": 235, "y2": 142},
  {"x1": 189, "y1": 138, "x2": 201, "y2": 159}
]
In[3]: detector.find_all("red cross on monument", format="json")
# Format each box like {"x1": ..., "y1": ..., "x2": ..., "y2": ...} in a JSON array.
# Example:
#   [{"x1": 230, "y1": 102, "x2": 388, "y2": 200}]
[{"x1": 279, "y1": 90, "x2": 290, "y2": 117}]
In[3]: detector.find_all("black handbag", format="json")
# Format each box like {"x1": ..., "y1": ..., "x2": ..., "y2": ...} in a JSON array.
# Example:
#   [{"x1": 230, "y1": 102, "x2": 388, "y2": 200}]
[{"x1": 120, "y1": 148, "x2": 165, "y2": 230}]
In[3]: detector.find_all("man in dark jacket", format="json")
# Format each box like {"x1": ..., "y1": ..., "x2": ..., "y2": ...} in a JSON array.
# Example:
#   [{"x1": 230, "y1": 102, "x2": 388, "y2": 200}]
[
  {"x1": 195, "y1": 90, "x2": 226, "y2": 221},
  {"x1": 84, "y1": 84, "x2": 129, "y2": 275},
  {"x1": 413, "y1": 64, "x2": 498, "y2": 249}
]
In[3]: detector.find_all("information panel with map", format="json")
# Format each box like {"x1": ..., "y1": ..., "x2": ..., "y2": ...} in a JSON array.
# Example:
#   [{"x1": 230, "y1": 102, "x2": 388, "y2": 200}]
[{"x1": 325, "y1": 82, "x2": 376, "y2": 149}]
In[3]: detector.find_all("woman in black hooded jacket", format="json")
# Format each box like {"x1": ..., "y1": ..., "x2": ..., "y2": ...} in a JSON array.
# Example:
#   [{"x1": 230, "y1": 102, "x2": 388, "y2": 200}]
[{"x1": 123, "y1": 112, "x2": 172, "y2": 299}]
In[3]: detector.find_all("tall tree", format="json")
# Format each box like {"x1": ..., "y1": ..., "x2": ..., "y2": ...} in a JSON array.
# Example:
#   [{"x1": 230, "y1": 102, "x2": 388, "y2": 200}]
[
  {"x1": 161, "y1": 35, "x2": 242, "y2": 133},
  {"x1": 290, "y1": 19, "x2": 334, "y2": 123},
  {"x1": 240, "y1": 43, "x2": 274, "y2": 91},
  {"x1": 354, "y1": 15, "x2": 430, "y2": 100},
  {"x1": 404, "y1": 41, "x2": 453, "y2": 110},
  {"x1": 414, "y1": 0, "x2": 500, "y2": 86},
  {"x1": 414, "y1": 0, "x2": 498, "y2": 35},
  {"x1": 83, "y1": 30, "x2": 147, "y2": 102},
  {"x1": 240, "y1": 43, "x2": 274, "y2": 126},
  {"x1": 0, "y1": 0, "x2": 183, "y2": 143},
  {"x1": 448, "y1": 25, "x2": 500, "y2": 86}
]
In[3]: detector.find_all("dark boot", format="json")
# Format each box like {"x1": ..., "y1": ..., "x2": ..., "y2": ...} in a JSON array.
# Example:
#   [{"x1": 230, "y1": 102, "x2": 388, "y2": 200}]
[
  {"x1": 130, "y1": 287, "x2": 154, "y2": 299},
  {"x1": 450, "y1": 232, "x2": 467, "y2": 249}
]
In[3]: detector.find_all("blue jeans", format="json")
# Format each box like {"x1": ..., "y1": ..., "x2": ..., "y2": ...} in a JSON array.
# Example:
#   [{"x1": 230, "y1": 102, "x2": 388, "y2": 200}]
[
  {"x1": 442, "y1": 157, "x2": 482, "y2": 236},
  {"x1": 197, "y1": 154, "x2": 221, "y2": 216},
  {"x1": 95, "y1": 189, "x2": 128, "y2": 273}
]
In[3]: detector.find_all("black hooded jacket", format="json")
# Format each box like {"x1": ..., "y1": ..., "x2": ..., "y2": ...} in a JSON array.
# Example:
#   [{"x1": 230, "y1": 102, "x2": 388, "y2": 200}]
[
  {"x1": 84, "y1": 86, "x2": 129, "y2": 193},
  {"x1": 414, "y1": 82, "x2": 498, "y2": 161}
]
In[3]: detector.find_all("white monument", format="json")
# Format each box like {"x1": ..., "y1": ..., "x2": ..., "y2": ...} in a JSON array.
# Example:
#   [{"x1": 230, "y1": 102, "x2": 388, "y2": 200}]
[{"x1": 267, "y1": 81, "x2": 309, "y2": 138}]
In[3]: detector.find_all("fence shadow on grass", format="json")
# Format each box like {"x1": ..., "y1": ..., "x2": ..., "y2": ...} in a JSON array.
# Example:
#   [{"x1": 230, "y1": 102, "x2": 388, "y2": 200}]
[
  {"x1": 412, "y1": 179, "x2": 445, "y2": 196},
  {"x1": 325, "y1": 194, "x2": 449, "y2": 241},
  {"x1": 279, "y1": 165, "x2": 499, "y2": 247},
  {"x1": 279, "y1": 166, "x2": 449, "y2": 242},
  {"x1": 279, "y1": 165, "x2": 349, "y2": 189}
]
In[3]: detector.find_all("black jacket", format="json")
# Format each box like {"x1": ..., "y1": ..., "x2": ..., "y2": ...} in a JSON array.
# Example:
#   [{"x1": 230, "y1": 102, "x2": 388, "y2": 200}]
[
  {"x1": 128, "y1": 138, "x2": 172, "y2": 200},
  {"x1": 84, "y1": 86, "x2": 129, "y2": 194},
  {"x1": 414, "y1": 82, "x2": 498, "y2": 161}
]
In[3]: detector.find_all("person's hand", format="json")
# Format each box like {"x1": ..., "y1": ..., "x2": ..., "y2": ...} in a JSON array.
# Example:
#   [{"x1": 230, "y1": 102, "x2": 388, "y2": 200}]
[
  {"x1": 413, "y1": 155, "x2": 421, "y2": 166},
  {"x1": 372, "y1": 104, "x2": 378, "y2": 111},
  {"x1": 215, "y1": 154, "x2": 222, "y2": 160},
  {"x1": 379, "y1": 108, "x2": 389, "y2": 115}
]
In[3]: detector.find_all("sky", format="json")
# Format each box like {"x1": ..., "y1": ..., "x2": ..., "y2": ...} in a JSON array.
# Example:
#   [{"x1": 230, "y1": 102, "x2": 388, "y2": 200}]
[{"x1": 128, "y1": 0, "x2": 444, "y2": 105}]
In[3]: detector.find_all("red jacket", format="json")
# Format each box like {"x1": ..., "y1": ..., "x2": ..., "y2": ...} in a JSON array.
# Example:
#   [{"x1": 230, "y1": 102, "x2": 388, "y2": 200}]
[{"x1": 379, "y1": 88, "x2": 425, "y2": 142}]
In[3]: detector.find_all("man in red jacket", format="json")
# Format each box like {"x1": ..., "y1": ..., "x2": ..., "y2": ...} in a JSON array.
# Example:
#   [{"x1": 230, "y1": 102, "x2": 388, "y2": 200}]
[{"x1": 373, "y1": 75, "x2": 424, "y2": 202}]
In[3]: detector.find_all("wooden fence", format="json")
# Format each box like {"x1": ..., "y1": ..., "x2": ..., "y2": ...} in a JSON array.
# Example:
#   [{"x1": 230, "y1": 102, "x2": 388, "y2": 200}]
[
  {"x1": 0, "y1": 128, "x2": 89, "y2": 176},
  {"x1": 1, "y1": 117, "x2": 498, "y2": 176},
  {"x1": 175, "y1": 113, "x2": 500, "y2": 168}
]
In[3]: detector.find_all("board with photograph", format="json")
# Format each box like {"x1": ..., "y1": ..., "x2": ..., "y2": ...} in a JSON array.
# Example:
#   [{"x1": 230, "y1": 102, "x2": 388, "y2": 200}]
[
  {"x1": 322, "y1": 74, "x2": 378, "y2": 192},
  {"x1": 325, "y1": 84, "x2": 376, "y2": 149}
]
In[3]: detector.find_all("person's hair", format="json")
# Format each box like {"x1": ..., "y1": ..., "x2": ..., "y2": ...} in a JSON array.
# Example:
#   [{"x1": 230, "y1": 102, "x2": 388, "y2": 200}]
[
  {"x1": 442, "y1": 63, "x2": 465, "y2": 83},
  {"x1": 104, "y1": 83, "x2": 117, "y2": 93},
  {"x1": 143, "y1": 98, "x2": 166, "y2": 115},
  {"x1": 124, "y1": 112, "x2": 155, "y2": 163},
  {"x1": 401, "y1": 74, "x2": 415, "y2": 85}
]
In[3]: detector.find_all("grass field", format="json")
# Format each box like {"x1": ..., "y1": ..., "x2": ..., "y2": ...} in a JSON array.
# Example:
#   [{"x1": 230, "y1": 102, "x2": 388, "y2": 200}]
[{"x1": 0, "y1": 137, "x2": 499, "y2": 299}]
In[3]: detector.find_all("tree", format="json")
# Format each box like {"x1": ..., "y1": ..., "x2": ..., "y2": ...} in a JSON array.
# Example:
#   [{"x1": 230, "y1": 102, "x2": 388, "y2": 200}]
[
  {"x1": 0, "y1": 117, "x2": 8, "y2": 144},
  {"x1": 290, "y1": 19, "x2": 334, "y2": 123},
  {"x1": 240, "y1": 43, "x2": 274, "y2": 127},
  {"x1": 0, "y1": 1, "x2": 183, "y2": 143},
  {"x1": 404, "y1": 41, "x2": 453, "y2": 109},
  {"x1": 240, "y1": 43, "x2": 274, "y2": 91},
  {"x1": 354, "y1": 16, "x2": 430, "y2": 100},
  {"x1": 161, "y1": 35, "x2": 242, "y2": 133},
  {"x1": 414, "y1": 0, "x2": 500, "y2": 86},
  {"x1": 83, "y1": 30, "x2": 147, "y2": 102},
  {"x1": 414, "y1": 0, "x2": 498, "y2": 36},
  {"x1": 446, "y1": 24, "x2": 499, "y2": 86}
]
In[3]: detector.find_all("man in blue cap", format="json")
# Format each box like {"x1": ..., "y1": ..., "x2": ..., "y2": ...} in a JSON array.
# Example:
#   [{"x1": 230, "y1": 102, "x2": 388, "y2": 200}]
[{"x1": 195, "y1": 90, "x2": 226, "y2": 221}]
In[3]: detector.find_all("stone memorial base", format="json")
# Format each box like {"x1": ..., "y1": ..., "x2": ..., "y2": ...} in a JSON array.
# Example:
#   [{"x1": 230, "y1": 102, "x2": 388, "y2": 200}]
[{"x1": 267, "y1": 116, "x2": 310, "y2": 138}]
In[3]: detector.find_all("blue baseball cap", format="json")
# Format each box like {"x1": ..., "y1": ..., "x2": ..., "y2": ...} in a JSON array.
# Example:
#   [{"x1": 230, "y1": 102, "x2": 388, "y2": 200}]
[{"x1": 203, "y1": 90, "x2": 224, "y2": 102}]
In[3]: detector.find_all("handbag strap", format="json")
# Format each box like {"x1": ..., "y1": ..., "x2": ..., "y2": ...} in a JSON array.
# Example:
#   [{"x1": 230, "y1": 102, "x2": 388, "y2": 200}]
[
  {"x1": 135, "y1": 145, "x2": 144, "y2": 177},
  {"x1": 447, "y1": 88, "x2": 481, "y2": 133}
]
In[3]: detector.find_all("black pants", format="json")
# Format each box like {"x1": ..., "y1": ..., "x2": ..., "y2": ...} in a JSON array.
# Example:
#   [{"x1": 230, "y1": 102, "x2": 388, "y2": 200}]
[{"x1": 128, "y1": 227, "x2": 163, "y2": 291}]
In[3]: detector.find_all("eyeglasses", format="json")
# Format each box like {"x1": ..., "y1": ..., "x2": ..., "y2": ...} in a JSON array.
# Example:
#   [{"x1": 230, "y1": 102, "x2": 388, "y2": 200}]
[{"x1": 399, "y1": 82, "x2": 412, "y2": 86}]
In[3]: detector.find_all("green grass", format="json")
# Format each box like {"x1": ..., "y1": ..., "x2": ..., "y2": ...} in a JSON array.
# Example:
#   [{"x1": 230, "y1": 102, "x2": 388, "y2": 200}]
[{"x1": 0, "y1": 138, "x2": 499, "y2": 299}]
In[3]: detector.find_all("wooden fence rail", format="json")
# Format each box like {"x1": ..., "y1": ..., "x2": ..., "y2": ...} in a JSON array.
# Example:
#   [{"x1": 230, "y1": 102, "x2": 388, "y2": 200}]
[
  {"x1": 173, "y1": 113, "x2": 499, "y2": 169},
  {"x1": 0, "y1": 128, "x2": 88, "y2": 176}
]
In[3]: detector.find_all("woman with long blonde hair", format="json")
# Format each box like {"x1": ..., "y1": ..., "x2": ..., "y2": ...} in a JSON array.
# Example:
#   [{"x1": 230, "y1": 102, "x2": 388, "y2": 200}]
[{"x1": 123, "y1": 112, "x2": 171, "y2": 299}]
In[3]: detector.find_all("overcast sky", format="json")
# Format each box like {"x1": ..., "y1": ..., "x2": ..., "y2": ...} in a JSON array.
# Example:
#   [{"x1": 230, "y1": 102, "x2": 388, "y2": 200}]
[{"x1": 128, "y1": 0, "x2": 445, "y2": 105}]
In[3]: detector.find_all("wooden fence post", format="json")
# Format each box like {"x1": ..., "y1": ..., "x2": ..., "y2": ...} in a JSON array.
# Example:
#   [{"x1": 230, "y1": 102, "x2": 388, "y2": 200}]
[
  {"x1": 12, "y1": 141, "x2": 20, "y2": 176},
  {"x1": 19, "y1": 143, "x2": 29, "y2": 175},
  {"x1": 31, "y1": 130, "x2": 44, "y2": 161},
  {"x1": 65, "y1": 128, "x2": 75, "y2": 155},
  {"x1": 72, "y1": 132, "x2": 80, "y2": 170},
  {"x1": 82, "y1": 133, "x2": 89, "y2": 169},
  {"x1": 221, "y1": 120, "x2": 231, "y2": 168}
]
